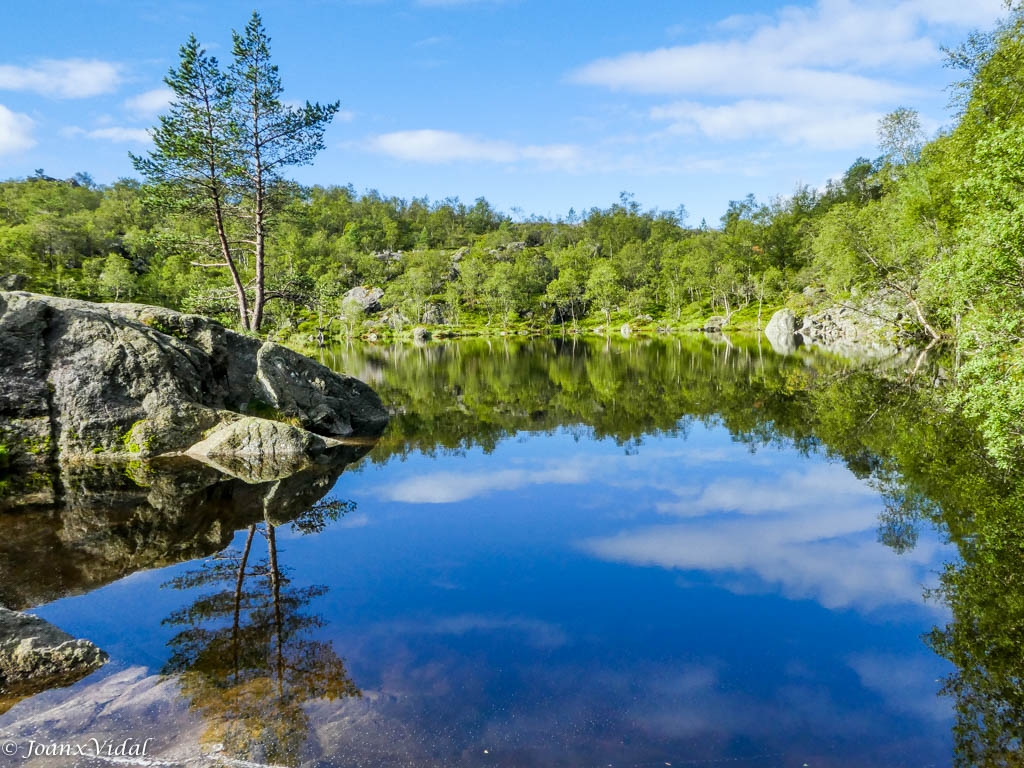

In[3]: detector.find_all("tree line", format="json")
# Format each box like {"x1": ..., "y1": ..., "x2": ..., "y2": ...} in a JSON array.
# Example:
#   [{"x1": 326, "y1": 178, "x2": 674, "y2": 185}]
[{"x1": 2, "y1": 7, "x2": 1024, "y2": 464}]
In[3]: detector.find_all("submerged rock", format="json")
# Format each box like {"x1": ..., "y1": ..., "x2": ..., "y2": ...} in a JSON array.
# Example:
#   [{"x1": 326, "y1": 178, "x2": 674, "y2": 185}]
[
  {"x1": 0, "y1": 292, "x2": 387, "y2": 465},
  {"x1": 186, "y1": 416, "x2": 342, "y2": 481},
  {"x1": 188, "y1": 416, "x2": 331, "y2": 458},
  {"x1": 0, "y1": 607, "x2": 107, "y2": 711}
]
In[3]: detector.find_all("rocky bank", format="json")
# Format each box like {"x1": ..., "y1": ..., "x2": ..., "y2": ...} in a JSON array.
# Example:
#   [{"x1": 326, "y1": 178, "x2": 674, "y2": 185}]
[
  {"x1": 763, "y1": 289, "x2": 921, "y2": 357},
  {"x1": 0, "y1": 292, "x2": 389, "y2": 467}
]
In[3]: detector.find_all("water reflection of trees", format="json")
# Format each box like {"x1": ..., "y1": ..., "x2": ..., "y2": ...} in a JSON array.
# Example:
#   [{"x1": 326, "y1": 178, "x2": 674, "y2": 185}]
[
  {"x1": 925, "y1": 485, "x2": 1024, "y2": 768},
  {"x1": 162, "y1": 500, "x2": 360, "y2": 766},
  {"x1": 326, "y1": 336, "x2": 1024, "y2": 767}
]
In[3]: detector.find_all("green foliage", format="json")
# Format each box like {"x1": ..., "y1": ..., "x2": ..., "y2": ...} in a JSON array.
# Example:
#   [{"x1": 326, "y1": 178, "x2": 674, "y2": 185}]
[
  {"x1": 877, "y1": 107, "x2": 925, "y2": 167},
  {"x1": 130, "y1": 13, "x2": 339, "y2": 332},
  {"x1": 585, "y1": 261, "x2": 622, "y2": 325},
  {"x1": 3, "y1": 8, "x2": 1024, "y2": 465}
]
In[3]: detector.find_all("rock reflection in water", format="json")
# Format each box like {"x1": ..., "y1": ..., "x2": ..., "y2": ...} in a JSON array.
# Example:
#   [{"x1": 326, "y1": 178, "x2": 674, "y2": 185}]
[{"x1": 0, "y1": 442, "x2": 372, "y2": 612}]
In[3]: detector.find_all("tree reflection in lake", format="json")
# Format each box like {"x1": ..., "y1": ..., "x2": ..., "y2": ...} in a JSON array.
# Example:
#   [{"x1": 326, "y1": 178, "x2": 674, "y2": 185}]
[
  {"x1": 324, "y1": 335, "x2": 1024, "y2": 767},
  {"x1": 924, "y1": 477, "x2": 1024, "y2": 768},
  {"x1": 2, "y1": 335, "x2": 1022, "y2": 766},
  {"x1": 161, "y1": 499, "x2": 360, "y2": 766}
]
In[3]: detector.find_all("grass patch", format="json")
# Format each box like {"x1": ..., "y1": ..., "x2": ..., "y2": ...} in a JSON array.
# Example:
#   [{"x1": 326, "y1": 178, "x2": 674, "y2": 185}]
[{"x1": 244, "y1": 399, "x2": 304, "y2": 428}]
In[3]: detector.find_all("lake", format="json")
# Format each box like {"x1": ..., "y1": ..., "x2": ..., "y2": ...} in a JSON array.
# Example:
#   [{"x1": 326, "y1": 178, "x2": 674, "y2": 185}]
[{"x1": 1, "y1": 335, "x2": 1016, "y2": 767}]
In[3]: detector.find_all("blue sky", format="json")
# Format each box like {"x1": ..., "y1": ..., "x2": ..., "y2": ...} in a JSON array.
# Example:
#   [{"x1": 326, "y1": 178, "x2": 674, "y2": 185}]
[{"x1": 0, "y1": 0, "x2": 1007, "y2": 223}]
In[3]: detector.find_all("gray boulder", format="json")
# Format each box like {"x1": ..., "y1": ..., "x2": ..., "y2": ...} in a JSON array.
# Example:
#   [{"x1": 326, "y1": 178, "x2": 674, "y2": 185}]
[
  {"x1": 255, "y1": 342, "x2": 388, "y2": 437},
  {"x1": 0, "y1": 292, "x2": 388, "y2": 465},
  {"x1": 764, "y1": 308, "x2": 799, "y2": 355},
  {"x1": 703, "y1": 315, "x2": 727, "y2": 331},
  {"x1": 794, "y1": 288, "x2": 909, "y2": 355},
  {"x1": 380, "y1": 307, "x2": 409, "y2": 330},
  {"x1": 421, "y1": 303, "x2": 444, "y2": 325},
  {"x1": 0, "y1": 274, "x2": 26, "y2": 290},
  {"x1": 0, "y1": 607, "x2": 107, "y2": 703},
  {"x1": 187, "y1": 416, "x2": 333, "y2": 460},
  {"x1": 186, "y1": 416, "x2": 339, "y2": 481},
  {"x1": 342, "y1": 286, "x2": 384, "y2": 314}
]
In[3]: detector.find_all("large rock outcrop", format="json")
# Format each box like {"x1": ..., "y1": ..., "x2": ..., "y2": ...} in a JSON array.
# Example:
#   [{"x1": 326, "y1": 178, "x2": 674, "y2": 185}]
[
  {"x1": 792, "y1": 287, "x2": 916, "y2": 354},
  {"x1": 0, "y1": 292, "x2": 388, "y2": 465}
]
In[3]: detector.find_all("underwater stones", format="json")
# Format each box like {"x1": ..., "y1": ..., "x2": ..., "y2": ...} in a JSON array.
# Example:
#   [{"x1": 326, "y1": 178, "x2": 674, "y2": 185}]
[{"x1": 0, "y1": 607, "x2": 107, "y2": 705}]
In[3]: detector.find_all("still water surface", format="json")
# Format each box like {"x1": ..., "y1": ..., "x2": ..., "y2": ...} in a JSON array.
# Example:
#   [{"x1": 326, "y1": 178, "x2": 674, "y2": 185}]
[{"x1": 0, "y1": 337, "x2": 981, "y2": 767}]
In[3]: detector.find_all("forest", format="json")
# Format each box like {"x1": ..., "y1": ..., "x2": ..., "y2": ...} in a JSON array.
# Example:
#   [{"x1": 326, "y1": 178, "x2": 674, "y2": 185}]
[{"x1": 2, "y1": 9, "x2": 1024, "y2": 467}]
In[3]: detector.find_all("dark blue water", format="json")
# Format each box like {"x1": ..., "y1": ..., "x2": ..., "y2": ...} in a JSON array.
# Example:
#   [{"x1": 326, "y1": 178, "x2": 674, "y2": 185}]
[{"x1": 1, "y1": 338, "x2": 958, "y2": 767}]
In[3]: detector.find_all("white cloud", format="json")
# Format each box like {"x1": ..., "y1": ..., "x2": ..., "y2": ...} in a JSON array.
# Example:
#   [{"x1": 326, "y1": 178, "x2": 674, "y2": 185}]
[
  {"x1": 574, "y1": 46, "x2": 910, "y2": 103},
  {"x1": 377, "y1": 462, "x2": 592, "y2": 503},
  {"x1": 653, "y1": 464, "x2": 877, "y2": 517},
  {"x1": 848, "y1": 653, "x2": 952, "y2": 722},
  {"x1": 887, "y1": 0, "x2": 1004, "y2": 27},
  {"x1": 0, "y1": 59, "x2": 121, "y2": 98},
  {"x1": 569, "y1": 0, "x2": 1005, "y2": 150},
  {"x1": 366, "y1": 129, "x2": 582, "y2": 170},
  {"x1": 583, "y1": 519, "x2": 938, "y2": 613},
  {"x1": 583, "y1": 463, "x2": 949, "y2": 613},
  {"x1": 651, "y1": 100, "x2": 884, "y2": 149},
  {"x1": 0, "y1": 104, "x2": 35, "y2": 155},
  {"x1": 369, "y1": 130, "x2": 511, "y2": 162},
  {"x1": 123, "y1": 88, "x2": 172, "y2": 118},
  {"x1": 65, "y1": 125, "x2": 150, "y2": 144},
  {"x1": 371, "y1": 446, "x2": 746, "y2": 505},
  {"x1": 572, "y1": 1, "x2": 1003, "y2": 98}
]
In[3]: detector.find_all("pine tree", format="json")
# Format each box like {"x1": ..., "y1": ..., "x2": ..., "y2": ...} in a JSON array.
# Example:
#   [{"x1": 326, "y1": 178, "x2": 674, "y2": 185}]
[{"x1": 133, "y1": 13, "x2": 339, "y2": 331}]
